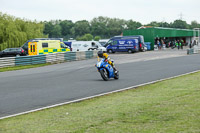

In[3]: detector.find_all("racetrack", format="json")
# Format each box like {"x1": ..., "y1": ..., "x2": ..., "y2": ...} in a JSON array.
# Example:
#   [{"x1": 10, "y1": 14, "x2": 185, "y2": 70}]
[{"x1": 1, "y1": 50, "x2": 200, "y2": 119}]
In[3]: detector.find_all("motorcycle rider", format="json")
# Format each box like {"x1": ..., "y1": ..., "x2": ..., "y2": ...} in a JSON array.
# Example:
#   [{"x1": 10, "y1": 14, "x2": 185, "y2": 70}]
[{"x1": 97, "y1": 51, "x2": 118, "y2": 73}]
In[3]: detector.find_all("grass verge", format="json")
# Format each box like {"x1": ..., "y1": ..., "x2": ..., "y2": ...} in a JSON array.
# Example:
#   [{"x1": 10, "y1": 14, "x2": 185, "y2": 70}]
[
  {"x1": 0, "y1": 72, "x2": 200, "y2": 133},
  {"x1": 0, "y1": 63, "x2": 51, "y2": 72}
]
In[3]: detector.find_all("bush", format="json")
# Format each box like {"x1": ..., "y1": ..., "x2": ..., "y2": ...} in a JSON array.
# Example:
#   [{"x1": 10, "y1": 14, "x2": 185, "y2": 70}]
[
  {"x1": 94, "y1": 36, "x2": 101, "y2": 41},
  {"x1": 76, "y1": 33, "x2": 93, "y2": 41}
]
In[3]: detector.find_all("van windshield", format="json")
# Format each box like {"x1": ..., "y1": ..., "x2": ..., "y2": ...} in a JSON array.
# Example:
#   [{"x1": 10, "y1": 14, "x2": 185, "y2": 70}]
[
  {"x1": 95, "y1": 42, "x2": 103, "y2": 47},
  {"x1": 104, "y1": 40, "x2": 113, "y2": 47},
  {"x1": 60, "y1": 42, "x2": 68, "y2": 48}
]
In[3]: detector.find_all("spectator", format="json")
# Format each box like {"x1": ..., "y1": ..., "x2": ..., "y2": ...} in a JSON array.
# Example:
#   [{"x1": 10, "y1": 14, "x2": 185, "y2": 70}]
[
  {"x1": 171, "y1": 41, "x2": 175, "y2": 49},
  {"x1": 157, "y1": 40, "x2": 161, "y2": 50},
  {"x1": 179, "y1": 41, "x2": 182, "y2": 50},
  {"x1": 189, "y1": 41, "x2": 192, "y2": 48},
  {"x1": 180, "y1": 39, "x2": 184, "y2": 49},
  {"x1": 176, "y1": 40, "x2": 179, "y2": 50}
]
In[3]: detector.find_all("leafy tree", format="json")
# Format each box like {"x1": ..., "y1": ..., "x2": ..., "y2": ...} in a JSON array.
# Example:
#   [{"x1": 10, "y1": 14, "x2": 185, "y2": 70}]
[
  {"x1": 84, "y1": 34, "x2": 93, "y2": 41},
  {"x1": 160, "y1": 22, "x2": 170, "y2": 28},
  {"x1": 190, "y1": 20, "x2": 200, "y2": 29},
  {"x1": 70, "y1": 27, "x2": 76, "y2": 38},
  {"x1": 74, "y1": 20, "x2": 91, "y2": 37},
  {"x1": 107, "y1": 18, "x2": 126, "y2": 37},
  {"x1": 76, "y1": 33, "x2": 93, "y2": 41},
  {"x1": 94, "y1": 36, "x2": 101, "y2": 41},
  {"x1": 0, "y1": 12, "x2": 45, "y2": 51},
  {"x1": 146, "y1": 21, "x2": 161, "y2": 27},
  {"x1": 60, "y1": 20, "x2": 74, "y2": 38},
  {"x1": 126, "y1": 20, "x2": 142, "y2": 30},
  {"x1": 91, "y1": 16, "x2": 109, "y2": 38},
  {"x1": 44, "y1": 21, "x2": 54, "y2": 37},
  {"x1": 51, "y1": 25, "x2": 62, "y2": 38},
  {"x1": 171, "y1": 20, "x2": 189, "y2": 29}
]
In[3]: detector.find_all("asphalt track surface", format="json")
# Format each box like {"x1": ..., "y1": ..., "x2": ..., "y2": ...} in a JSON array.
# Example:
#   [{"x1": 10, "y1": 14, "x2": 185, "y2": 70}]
[{"x1": 1, "y1": 50, "x2": 200, "y2": 118}]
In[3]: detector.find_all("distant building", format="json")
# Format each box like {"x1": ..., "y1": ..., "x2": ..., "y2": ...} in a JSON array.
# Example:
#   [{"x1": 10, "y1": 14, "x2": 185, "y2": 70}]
[{"x1": 123, "y1": 27, "x2": 198, "y2": 50}]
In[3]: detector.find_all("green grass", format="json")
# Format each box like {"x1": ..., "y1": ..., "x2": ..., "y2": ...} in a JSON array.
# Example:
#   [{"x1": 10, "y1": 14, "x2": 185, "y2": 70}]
[
  {"x1": 0, "y1": 63, "x2": 51, "y2": 72},
  {"x1": 0, "y1": 72, "x2": 200, "y2": 133}
]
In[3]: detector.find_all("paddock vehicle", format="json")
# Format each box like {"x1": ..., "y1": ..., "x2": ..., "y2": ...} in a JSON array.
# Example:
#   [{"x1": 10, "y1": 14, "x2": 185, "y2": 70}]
[
  {"x1": 105, "y1": 35, "x2": 146, "y2": 53},
  {"x1": 0, "y1": 48, "x2": 26, "y2": 57},
  {"x1": 22, "y1": 40, "x2": 70, "y2": 56},
  {"x1": 64, "y1": 41, "x2": 106, "y2": 52},
  {"x1": 21, "y1": 38, "x2": 67, "y2": 55}
]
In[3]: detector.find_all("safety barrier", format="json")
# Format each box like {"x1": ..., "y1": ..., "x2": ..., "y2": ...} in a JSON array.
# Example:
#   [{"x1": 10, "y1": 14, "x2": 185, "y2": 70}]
[
  {"x1": 0, "y1": 51, "x2": 98, "y2": 68},
  {"x1": 0, "y1": 57, "x2": 15, "y2": 68}
]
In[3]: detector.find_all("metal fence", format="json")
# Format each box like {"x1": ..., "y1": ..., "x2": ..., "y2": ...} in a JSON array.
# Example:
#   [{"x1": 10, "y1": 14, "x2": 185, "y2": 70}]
[{"x1": 0, "y1": 51, "x2": 98, "y2": 68}]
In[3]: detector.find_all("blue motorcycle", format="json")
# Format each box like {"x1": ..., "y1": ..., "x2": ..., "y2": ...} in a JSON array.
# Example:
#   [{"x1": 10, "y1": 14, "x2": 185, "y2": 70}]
[{"x1": 96, "y1": 58, "x2": 119, "y2": 81}]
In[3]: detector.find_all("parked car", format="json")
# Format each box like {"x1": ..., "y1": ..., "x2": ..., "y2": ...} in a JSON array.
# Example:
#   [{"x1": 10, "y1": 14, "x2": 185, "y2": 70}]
[{"x1": 0, "y1": 48, "x2": 26, "y2": 57}]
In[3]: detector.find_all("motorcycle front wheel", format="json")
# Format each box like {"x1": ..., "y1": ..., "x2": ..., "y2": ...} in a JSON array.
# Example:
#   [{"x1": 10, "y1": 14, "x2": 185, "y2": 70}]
[{"x1": 100, "y1": 68, "x2": 109, "y2": 81}]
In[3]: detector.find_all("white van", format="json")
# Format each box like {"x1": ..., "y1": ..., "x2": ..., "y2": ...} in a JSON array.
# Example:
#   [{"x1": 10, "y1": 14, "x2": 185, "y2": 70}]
[{"x1": 71, "y1": 41, "x2": 106, "y2": 52}]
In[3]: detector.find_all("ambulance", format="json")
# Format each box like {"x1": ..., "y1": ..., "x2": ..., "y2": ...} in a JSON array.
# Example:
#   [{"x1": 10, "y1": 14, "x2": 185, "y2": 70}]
[{"x1": 26, "y1": 40, "x2": 70, "y2": 56}]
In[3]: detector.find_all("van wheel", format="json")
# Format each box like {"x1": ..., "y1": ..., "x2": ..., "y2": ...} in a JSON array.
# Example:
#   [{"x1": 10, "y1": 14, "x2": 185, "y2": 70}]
[
  {"x1": 142, "y1": 47, "x2": 146, "y2": 52},
  {"x1": 128, "y1": 49, "x2": 133, "y2": 53},
  {"x1": 107, "y1": 49, "x2": 113, "y2": 53}
]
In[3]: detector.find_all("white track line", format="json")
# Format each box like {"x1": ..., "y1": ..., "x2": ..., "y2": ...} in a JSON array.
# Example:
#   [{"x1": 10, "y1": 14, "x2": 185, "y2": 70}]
[{"x1": 1, "y1": 70, "x2": 200, "y2": 120}]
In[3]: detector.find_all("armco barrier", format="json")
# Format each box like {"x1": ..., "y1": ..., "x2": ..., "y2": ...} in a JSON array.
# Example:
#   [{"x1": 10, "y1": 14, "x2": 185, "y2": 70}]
[
  {"x1": 76, "y1": 51, "x2": 85, "y2": 60},
  {"x1": 85, "y1": 51, "x2": 93, "y2": 59},
  {"x1": 65, "y1": 52, "x2": 76, "y2": 61},
  {"x1": 187, "y1": 49, "x2": 194, "y2": 55},
  {"x1": 93, "y1": 50, "x2": 98, "y2": 57},
  {"x1": 0, "y1": 51, "x2": 98, "y2": 68},
  {"x1": 0, "y1": 57, "x2": 15, "y2": 68},
  {"x1": 15, "y1": 55, "x2": 46, "y2": 66}
]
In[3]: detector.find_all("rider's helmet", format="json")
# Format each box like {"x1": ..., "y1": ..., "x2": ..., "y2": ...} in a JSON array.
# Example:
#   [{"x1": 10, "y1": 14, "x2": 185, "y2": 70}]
[{"x1": 97, "y1": 51, "x2": 103, "y2": 58}]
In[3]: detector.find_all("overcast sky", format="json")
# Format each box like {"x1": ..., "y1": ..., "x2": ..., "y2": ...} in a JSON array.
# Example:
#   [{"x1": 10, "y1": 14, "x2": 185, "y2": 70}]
[{"x1": 1, "y1": 0, "x2": 199, "y2": 24}]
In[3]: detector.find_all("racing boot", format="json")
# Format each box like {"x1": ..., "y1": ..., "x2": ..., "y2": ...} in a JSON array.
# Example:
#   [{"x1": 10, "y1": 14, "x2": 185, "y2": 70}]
[{"x1": 113, "y1": 66, "x2": 118, "y2": 74}]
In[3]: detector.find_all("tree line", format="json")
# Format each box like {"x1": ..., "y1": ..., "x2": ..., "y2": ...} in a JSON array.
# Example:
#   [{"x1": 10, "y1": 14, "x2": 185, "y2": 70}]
[
  {"x1": 44, "y1": 17, "x2": 200, "y2": 41},
  {"x1": 0, "y1": 12, "x2": 200, "y2": 51},
  {"x1": 0, "y1": 12, "x2": 46, "y2": 51}
]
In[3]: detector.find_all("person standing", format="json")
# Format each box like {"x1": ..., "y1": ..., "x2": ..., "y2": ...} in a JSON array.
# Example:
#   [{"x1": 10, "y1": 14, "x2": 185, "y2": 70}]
[
  {"x1": 180, "y1": 39, "x2": 184, "y2": 49},
  {"x1": 161, "y1": 39, "x2": 164, "y2": 49},
  {"x1": 189, "y1": 40, "x2": 192, "y2": 48},
  {"x1": 176, "y1": 40, "x2": 179, "y2": 50},
  {"x1": 179, "y1": 41, "x2": 182, "y2": 50},
  {"x1": 157, "y1": 40, "x2": 161, "y2": 50}
]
